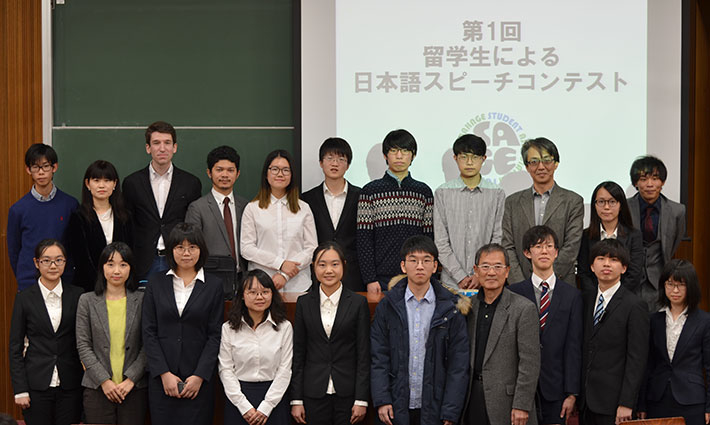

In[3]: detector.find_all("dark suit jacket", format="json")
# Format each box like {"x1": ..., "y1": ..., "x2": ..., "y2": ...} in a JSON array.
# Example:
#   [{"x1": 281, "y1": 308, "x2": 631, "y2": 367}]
[
  {"x1": 142, "y1": 272, "x2": 224, "y2": 382},
  {"x1": 66, "y1": 208, "x2": 133, "y2": 292},
  {"x1": 9, "y1": 283, "x2": 84, "y2": 393},
  {"x1": 640, "y1": 309, "x2": 710, "y2": 411},
  {"x1": 508, "y1": 278, "x2": 583, "y2": 402},
  {"x1": 301, "y1": 182, "x2": 364, "y2": 291},
  {"x1": 581, "y1": 285, "x2": 649, "y2": 415},
  {"x1": 577, "y1": 225, "x2": 645, "y2": 292},
  {"x1": 185, "y1": 191, "x2": 249, "y2": 273},
  {"x1": 76, "y1": 290, "x2": 147, "y2": 389},
  {"x1": 123, "y1": 165, "x2": 201, "y2": 277},
  {"x1": 291, "y1": 286, "x2": 370, "y2": 401}
]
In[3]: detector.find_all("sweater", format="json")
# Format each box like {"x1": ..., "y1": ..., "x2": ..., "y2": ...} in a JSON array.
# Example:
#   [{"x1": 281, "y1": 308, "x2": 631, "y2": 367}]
[
  {"x1": 7, "y1": 189, "x2": 78, "y2": 290},
  {"x1": 356, "y1": 172, "x2": 434, "y2": 290}
]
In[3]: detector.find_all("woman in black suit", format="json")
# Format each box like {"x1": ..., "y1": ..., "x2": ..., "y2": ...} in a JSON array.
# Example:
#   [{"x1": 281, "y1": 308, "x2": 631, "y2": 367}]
[
  {"x1": 67, "y1": 160, "x2": 132, "y2": 292},
  {"x1": 142, "y1": 223, "x2": 224, "y2": 425},
  {"x1": 577, "y1": 181, "x2": 644, "y2": 292},
  {"x1": 638, "y1": 260, "x2": 710, "y2": 425},
  {"x1": 290, "y1": 241, "x2": 370, "y2": 425}
]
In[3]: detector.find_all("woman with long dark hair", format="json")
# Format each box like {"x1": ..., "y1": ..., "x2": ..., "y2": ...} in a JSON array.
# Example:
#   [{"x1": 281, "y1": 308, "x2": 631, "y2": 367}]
[
  {"x1": 219, "y1": 269, "x2": 292, "y2": 425},
  {"x1": 67, "y1": 160, "x2": 132, "y2": 292},
  {"x1": 638, "y1": 260, "x2": 710, "y2": 425},
  {"x1": 240, "y1": 150, "x2": 317, "y2": 292},
  {"x1": 577, "y1": 181, "x2": 644, "y2": 292},
  {"x1": 75, "y1": 242, "x2": 147, "y2": 424}
]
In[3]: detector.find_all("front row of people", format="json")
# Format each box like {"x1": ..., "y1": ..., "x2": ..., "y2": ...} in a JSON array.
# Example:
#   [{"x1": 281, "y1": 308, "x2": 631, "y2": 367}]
[{"x1": 9, "y1": 223, "x2": 710, "y2": 425}]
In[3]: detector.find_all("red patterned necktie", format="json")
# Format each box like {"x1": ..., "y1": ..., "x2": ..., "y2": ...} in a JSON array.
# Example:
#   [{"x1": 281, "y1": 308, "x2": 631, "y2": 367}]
[
  {"x1": 223, "y1": 198, "x2": 237, "y2": 260},
  {"x1": 539, "y1": 281, "x2": 550, "y2": 330}
]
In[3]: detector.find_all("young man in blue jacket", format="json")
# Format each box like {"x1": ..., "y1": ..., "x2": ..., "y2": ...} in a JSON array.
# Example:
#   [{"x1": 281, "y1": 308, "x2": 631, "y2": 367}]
[{"x1": 370, "y1": 235, "x2": 469, "y2": 425}]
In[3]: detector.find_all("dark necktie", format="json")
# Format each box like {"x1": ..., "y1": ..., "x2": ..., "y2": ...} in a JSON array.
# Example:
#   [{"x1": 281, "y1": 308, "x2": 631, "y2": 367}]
[
  {"x1": 539, "y1": 281, "x2": 550, "y2": 330},
  {"x1": 643, "y1": 204, "x2": 655, "y2": 243},
  {"x1": 223, "y1": 197, "x2": 237, "y2": 260}
]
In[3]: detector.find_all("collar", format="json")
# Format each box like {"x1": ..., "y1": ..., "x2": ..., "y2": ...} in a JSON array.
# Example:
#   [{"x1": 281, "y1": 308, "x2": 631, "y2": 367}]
[
  {"x1": 596, "y1": 280, "x2": 621, "y2": 303},
  {"x1": 211, "y1": 188, "x2": 235, "y2": 206},
  {"x1": 31, "y1": 184, "x2": 57, "y2": 202},
  {"x1": 270, "y1": 193, "x2": 288, "y2": 205},
  {"x1": 242, "y1": 311, "x2": 278, "y2": 328},
  {"x1": 638, "y1": 195, "x2": 660, "y2": 211},
  {"x1": 531, "y1": 272, "x2": 556, "y2": 291},
  {"x1": 386, "y1": 169, "x2": 410, "y2": 185},
  {"x1": 167, "y1": 268, "x2": 205, "y2": 284},
  {"x1": 477, "y1": 288, "x2": 502, "y2": 306},
  {"x1": 532, "y1": 183, "x2": 555, "y2": 196},
  {"x1": 149, "y1": 162, "x2": 173, "y2": 180},
  {"x1": 661, "y1": 306, "x2": 689, "y2": 322},
  {"x1": 38, "y1": 278, "x2": 63, "y2": 300},
  {"x1": 405, "y1": 283, "x2": 435, "y2": 304},
  {"x1": 323, "y1": 181, "x2": 348, "y2": 197},
  {"x1": 456, "y1": 176, "x2": 482, "y2": 192},
  {"x1": 319, "y1": 284, "x2": 343, "y2": 307},
  {"x1": 600, "y1": 223, "x2": 618, "y2": 240}
]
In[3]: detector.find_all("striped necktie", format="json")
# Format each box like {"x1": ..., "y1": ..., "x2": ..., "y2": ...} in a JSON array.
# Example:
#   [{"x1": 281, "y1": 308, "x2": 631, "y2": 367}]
[
  {"x1": 593, "y1": 294, "x2": 605, "y2": 326},
  {"x1": 539, "y1": 281, "x2": 550, "y2": 329}
]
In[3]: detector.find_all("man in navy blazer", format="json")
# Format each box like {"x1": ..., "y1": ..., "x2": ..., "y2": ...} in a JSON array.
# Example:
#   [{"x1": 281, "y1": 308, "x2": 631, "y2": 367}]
[
  {"x1": 123, "y1": 121, "x2": 201, "y2": 280},
  {"x1": 509, "y1": 225, "x2": 583, "y2": 424},
  {"x1": 301, "y1": 137, "x2": 364, "y2": 291}
]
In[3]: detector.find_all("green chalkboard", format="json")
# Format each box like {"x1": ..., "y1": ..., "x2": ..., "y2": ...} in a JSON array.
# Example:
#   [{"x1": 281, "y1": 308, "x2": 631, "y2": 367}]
[{"x1": 51, "y1": 0, "x2": 297, "y2": 199}]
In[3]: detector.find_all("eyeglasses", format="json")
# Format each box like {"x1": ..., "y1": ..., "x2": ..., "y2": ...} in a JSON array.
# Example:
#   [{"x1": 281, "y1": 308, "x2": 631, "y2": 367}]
[
  {"x1": 38, "y1": 258, "x2": 66, "y2": 267},
  {"x1": 268, "y1": 166, "x2": 292, "y2": 176},
  {"x1": 29, "y1": 163, "x2": 53, "y2": 173},
  {"x1": 664, "y1": 280, "x2": 687, "y2": 290},
  {"x1": 530, "y1": 243, "x2": 556, "y2": 252},
  {"x1": 405, "y1": 258, "x2": 435, "y2": 266},
  {"x1": 245, "y1": 289, "x2": 272, "y2": 298},
  {"x1": 173, "y1": 245, "x2": 200, "y2": 254},
  {"x1": 526, "y1": 157, "x2": 555, "y2": 167},
  {"x1": 456, "y1": 154, "x2": 484, "y2": 163},
  {"x1": 477, "y1": 264, "x2": 508, "y2": 273},
  {"x1": 387, "y1": 148, "x2": 412, "y2": 156},
  {"x1": 323, "y1": 155, "x2": 348, "y2": 164},
  {"x1": 594, "y1": 199, "x2": 619, "y2": 207}
]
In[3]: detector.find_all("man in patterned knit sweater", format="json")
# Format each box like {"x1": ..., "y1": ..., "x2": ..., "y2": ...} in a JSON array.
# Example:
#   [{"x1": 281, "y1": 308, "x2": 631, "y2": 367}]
[{"x1": 357, "y1": 129, "x2": 434, "y2": 296}]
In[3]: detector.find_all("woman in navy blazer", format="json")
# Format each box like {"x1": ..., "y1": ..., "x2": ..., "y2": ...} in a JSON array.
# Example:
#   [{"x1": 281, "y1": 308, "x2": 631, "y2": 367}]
[
  {"x1": 638, "y1": 260, "x2": 710, "y2": 425},
  {"x1": 142, "y1": 223, "x2": 224, "y2": 425}
]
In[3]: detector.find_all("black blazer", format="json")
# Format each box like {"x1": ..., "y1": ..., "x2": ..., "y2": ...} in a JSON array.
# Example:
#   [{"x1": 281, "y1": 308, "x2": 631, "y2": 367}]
[
  {"x1": 123, "y1": 165, "x2": 201, "y2": 277},
  {"x1": 141, "y1": 272, "x2": 224, "y2": 382},
  {"x1": 9, "y1": 283, "x2": 84, "y2": 393},
  {"x1": 640, "y1": 309, "x2": 710, "y2": 411},
  {"x1": 290, "y1": 286, "x2": 370, "y2": 401},
  {"x1": 508, "y1": 278, "x2": 583, "y2": 401},
  {"x1": 581, "y1": 285, "x2": 649, "y2": 415},
  {"x1": 66, "y1": 208, "x2": 133, "y2": 292},
  {"x1": 301, "y1": 182, "x2": 364, "y2": 291},
  {"x1": 577, "y1": 224, "x2": 645, "y2": 292}
]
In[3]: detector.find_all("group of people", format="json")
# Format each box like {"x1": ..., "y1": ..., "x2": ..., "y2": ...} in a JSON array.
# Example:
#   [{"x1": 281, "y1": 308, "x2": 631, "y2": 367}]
[{"x1": 6, "y1": 120, "x2": 706, "y2": 425}]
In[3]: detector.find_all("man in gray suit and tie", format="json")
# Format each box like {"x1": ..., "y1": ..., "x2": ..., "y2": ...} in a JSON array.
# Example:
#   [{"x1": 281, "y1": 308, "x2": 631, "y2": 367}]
[
  {"x1": 463, "y1": 243, "x2": 540, "y2": 425},
  {"x1": 502, "y1": 137, "x2": 584, "y2": 284},
  {"x1": 185, "y1": 146, "x2": 248, "y2": 298},
  {"x1": 627, "y1": 155, "x2": 686, "y2": 311}
]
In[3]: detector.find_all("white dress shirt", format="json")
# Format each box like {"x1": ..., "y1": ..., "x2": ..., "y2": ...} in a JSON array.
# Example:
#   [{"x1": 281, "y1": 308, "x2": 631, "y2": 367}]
[
  {"x1": 661, "y1": 306, "x2": 689, "y2": 361},
  {"x1": 323, "y1": 181, "x2": 348, "y2": 229},
  {"x1": 16, "y1": 279, "x2": 64, "y2": 398},
  {"x1": 531, "y1": 272, "x2": 557, "y2": 306},
  {"x1": 211, "y1": 188, "x2": 239, "y2": 267},
  {"x1": 600, "y1": 224, "x2": 618, "y2": 240},
  {"x1": 218, "y1": 314, "x2": 293, "y2": 416},
  {"x1": 240, "y1": 196, "x2": 318, "y2": 292},
  {"x1": 97, "y1": 207, "x2": 114, "y2": 244},
  {"x1": 595, "y1": 280, "x2": 622, "y2": 311},
  {"x1": 149, "y1": 162, "x2": 173, "y2": 250},
  {"x1": 167, "y1": 268, "x2": 204, "y2": 316}
]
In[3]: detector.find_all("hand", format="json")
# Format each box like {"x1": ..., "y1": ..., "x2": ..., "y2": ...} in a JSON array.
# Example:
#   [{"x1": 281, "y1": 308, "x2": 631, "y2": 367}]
[
  {"x1": 615, "y1": 405, "x2": 632, "y2": 424},
  {"x1": 704, "y1": 412, "x2": 709, "y2": 424},
  {"x1": 160, "y1": 372, "x2": 182, "y2": 398},
  {"x1": 272, "y1": 273, "x2": 287, "y2": 290},
  {"x1": 101, "y1": 379, "x2": 125, "y2": 403},
  {"x1": 559, "y1": 395, "x2": 576, "y2": 421},
  {"x1": 367, "y1": 281, "x2": 382, "y2": 297},
  {"x1": 291, "y1": 405, "x2": 307, "y2": 424},
  {"x1": 280, "y1": 260, "x2": 301, "y2": 278},
  {"x1": 469, "y1": 274, "x2": 480, "y2": 289},
  {"x1": 251, "y1": 410, "x2": 268, "y2": 425},
  {"x1": 443, "y1": 421, "x2": 454, "y2": 425},
  {"x1": 180, "y1": 375, "x2": 203, "y2": 400},
  {"x1": 457, "y1": 276, "x2": 473, "y2": 289},
  {"x1": 15, "y1": 396, "x2": 30, "y2": 409},
  {"x1": 378, "y1": 404, "x2": 394, "y2": 425},
  {"x1": 116, "y1": 378, "x2": 135, "y2": 399},
  {"x1": 511, "y1": 408, "x2": 529, "y2": 425},
  {"x1": 243, "y1": 408, "x2": 258, "y2": 425},
  {"x1": 350, "y1": 404, "x2": 366, "y2": 423},
  {"x1": 637, "y1": 412, "x2": 647, "y2": 420}
]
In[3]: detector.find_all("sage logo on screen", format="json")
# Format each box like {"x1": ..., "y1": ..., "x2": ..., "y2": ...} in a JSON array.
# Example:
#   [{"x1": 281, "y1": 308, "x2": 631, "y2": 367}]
[{"x1": 459, "y1": 112, "x2": 527, "y2": 184}]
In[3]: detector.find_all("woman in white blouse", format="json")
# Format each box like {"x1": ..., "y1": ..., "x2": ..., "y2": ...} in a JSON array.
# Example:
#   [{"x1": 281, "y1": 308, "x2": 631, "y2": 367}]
[
  {"x1": 638, "y1": 260, "x2": 710, "y2": 425},
  {"x1": 219, "y1": 269, "x2": 293, "y2": 425},
  {"x1": 67, "y1": 160, "x2": 132, "y2": 292},
  {"x1": 240, "y1": 149, "x2": 317, "y2": 292}
]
